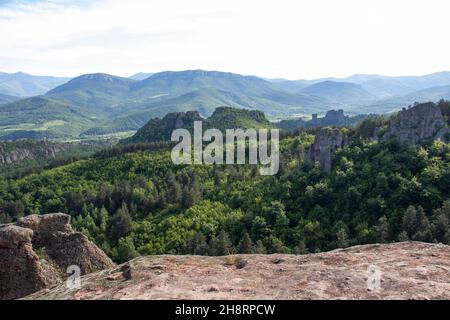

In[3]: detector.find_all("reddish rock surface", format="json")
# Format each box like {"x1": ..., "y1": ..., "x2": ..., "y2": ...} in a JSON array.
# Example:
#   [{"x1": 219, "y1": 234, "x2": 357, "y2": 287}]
[{"x1": 24, "y1": 242, "x2": 450, "y2": 300}]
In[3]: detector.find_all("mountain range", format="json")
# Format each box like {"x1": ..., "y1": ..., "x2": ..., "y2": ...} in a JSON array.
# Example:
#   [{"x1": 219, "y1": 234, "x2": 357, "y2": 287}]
[
  {"x1": 1, "y1": 70, "x2": 450, "y2": 140},
  {"x1": 0, "y1": 72, "x2": 70, "y2": 97},
  {"x1": 270, "y1": 71, "x2": 450, "y2": 97}
]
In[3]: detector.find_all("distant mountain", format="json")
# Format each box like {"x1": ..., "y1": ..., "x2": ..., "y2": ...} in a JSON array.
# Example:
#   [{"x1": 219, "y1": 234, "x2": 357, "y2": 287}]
[
  {"x1": 351, "y1": 72, "x2": 450, "y2": 98},
  {"x1": 4, "y1": 69, "x2": 450, "y2": 141},
  {"x1": 301, "y1": 81, "x2": 376, "y2": 104},
  {"x1": 45, "y1": 70, "x2": 332, "y2": 115},
  {"x1": 309, "y1": 72, "x2": 450, "y2": 90},
  {"x1": 357, "y1": 78, "x2": 414, "y2": 98},
  {"x1": 0, "y1": 72, "x2": 70, "y2": 97},
  {"x1": 0, "y1": 93, "x2": 20, "y2": 105},
  {"x1": 47, "y1": 73, "x2": 136, "y2": 110},
  {"x1": 270, "y1": 80, "x2": 310, "y2": 93},
  {"x1": 41, "y1": 70, "x2": 334, "y2": 138},
  {"x1": 274, "y1": 71, "x2": 450, "y2": 99},
  {"x1": 361, "y1": 85, "x2": 450, "y2": 114},
  {"x1": 393, "y1": 72, "x2": 450, "y2": 91},
  {"x1": 123, "y1": 106, "x2": 273, "y2": 144},
  {"x1": 0, "y1": 96, "x2": 96, "y2": 140},
  {"x1": 396, "y1": 85, "x2": 450, "y2": 103},
  {"x1": 129, "y1": 72, "x2": 154, "y2": 81},
  {"x1": 130, "y1": 70, "x2": 279, "y2": 98}
]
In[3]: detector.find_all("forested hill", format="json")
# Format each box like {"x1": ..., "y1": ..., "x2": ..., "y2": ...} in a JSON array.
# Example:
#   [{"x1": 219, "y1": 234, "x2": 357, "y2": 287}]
[
  {"x1": 123, "y1": 107, "x2": 274, "y2": 144},
  {"x1": 0, "y1": 102, "x2": 448, "y2": 264}
]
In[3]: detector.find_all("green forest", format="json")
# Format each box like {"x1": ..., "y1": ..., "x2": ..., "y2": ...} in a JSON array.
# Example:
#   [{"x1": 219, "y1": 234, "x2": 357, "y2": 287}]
[{"x1": 1, "y1": 104, "x2": 449, "y2": 263}]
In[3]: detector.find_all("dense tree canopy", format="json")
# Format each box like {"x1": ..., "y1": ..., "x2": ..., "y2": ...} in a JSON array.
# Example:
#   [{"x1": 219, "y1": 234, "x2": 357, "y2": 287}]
[{"x1": 0, "y1": 128, "x2": 449, "y2": 262}]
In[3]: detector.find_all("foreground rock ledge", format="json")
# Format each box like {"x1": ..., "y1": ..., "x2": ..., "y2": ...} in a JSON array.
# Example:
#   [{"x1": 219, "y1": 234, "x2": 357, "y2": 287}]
[{"x1": 24, "y1": 242, "x2": 450, "y2": 300}]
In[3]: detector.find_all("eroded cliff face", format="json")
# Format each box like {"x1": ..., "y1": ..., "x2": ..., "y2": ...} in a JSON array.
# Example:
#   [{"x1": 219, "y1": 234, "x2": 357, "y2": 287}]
[
  {"x1": 23, "y1": 242, "x2": 450, "y2": 300},
  {"x1": 307, "y1": 127, "x2": 348, "y2": 173},
  {"x1": 0, "y1": 141, "x2": 70, "y2": 165},
  {"x1": 0, "y1": 213, "x2": 114, "y2": 300},
  {"x1": 381, "y1": 102, "x2": 448, "y2": 144}
]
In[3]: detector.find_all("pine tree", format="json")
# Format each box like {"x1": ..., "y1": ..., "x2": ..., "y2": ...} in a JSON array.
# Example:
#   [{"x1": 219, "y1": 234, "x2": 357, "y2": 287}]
[
  {"x1": 238, "y1": 232, "x2": 253, "y2": 254},
  {"x1": 336, "y1": 228, "x2": 349, "y2": 248},
  {"x1": 274, "y1": 212, "x2": 290, "y2": 239},
  {"x1": 215, "y1": 230, "x2": 233, "y2": 256},
  {"x1": 374, "y1": 216, "x2": 390, "y2": 243},
  {"x1": 294, "y1": 241, "x2": 308, "y2": 254},
  {"x1": 398, "y1": 231, "x2": 409, "y2": 242},
  {"x1": 252, "y1": 240, "x2": 267, "y2": 254},
  {"x1": 108, "y1": 202, "x2": 132, "y2": 242},
  {"x1": 182, "y1": 179, "x2": 203, "y2": 208},
  {"x1": 167, "y1": 174, "x2": 182, "y2": 205},
  {"x1": 116, "y1": 236, "x2": 138, "y2": 263},
  {"x1": 184, "y1": 232, "x2": 208, "y2": 255},
  {"x1": 431, "y1": 200, "x2": 450, "y2": 244},
  {"x1": 402, "y1": 206, "x2": 432, "y2": 242},
  {"x1": 98, "y1": 207, "x2": 109, "y2": 233},
  {"x1": 207, "y1": 235, "x2": 220, "y2": 256}
]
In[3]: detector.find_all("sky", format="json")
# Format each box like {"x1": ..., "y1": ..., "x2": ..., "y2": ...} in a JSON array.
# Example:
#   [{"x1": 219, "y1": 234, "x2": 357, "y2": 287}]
[{"x1": 0, "y1": 0, "x2": 450, "y2": 79}]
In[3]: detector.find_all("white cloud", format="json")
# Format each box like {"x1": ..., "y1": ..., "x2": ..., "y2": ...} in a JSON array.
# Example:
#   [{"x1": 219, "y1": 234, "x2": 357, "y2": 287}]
[{"x1": 0, "y1": 0, "x2": 450, "y2": 79}]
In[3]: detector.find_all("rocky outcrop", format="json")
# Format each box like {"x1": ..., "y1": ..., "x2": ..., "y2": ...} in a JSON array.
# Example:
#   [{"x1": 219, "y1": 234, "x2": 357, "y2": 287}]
[
  {"x1": 0, "y1": 141, "x2": 70, "y2": 166},
  {"x1": 322, "y1": 109, "x2": 346, "y2": 124},
  {"x1": 23, "y1": 242, "x2": 450, "y2": 300},
  {"x1": 307, "y1": 110, "x2": 347, "y2": 127},
  {"x1": 382, "y1": 102, "x2": 447, "y2": 144},
  {"x1": 0, "y1": 213, "x2": 114, "y2": 300},
  {"x1": 307, "y1": 127, "x2": 347, "y2": 173},
  {"x1": 123, "y1": 111, "x2": 204, "y2": 144},
  {"x1": 277, "y1": 109, "x2": 369, "y2": 130}
]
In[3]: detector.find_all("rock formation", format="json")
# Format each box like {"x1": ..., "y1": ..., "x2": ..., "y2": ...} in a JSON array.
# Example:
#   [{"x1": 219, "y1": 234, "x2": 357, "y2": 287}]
[
  {"x1": 322, "y1": 109, "x2": 346, "y2": 124},
  {"x1": 277, "y1": 109, "x2": 367, "y2": 130},
  {"x1": 307, "y1": 127, "x2": 347, "y2": 173},
  {"x1": 23, "y1": 242, "x2": 450, "y2": 300},
  {"x1": 382, "y1": 102, "x2": 447, "y2": 144},
  {"x1": 0, "y1": 141, "x2": 70, "y2": 166},
  {"x1": 0, "y1": 213, "x2": 114, "y2": 300},
  {"x1": 123, "y1": 111, "x2": 204, "y2": 144},
  {"x1": 306, "y1": 103, "x2": 449, "y2": 173}
]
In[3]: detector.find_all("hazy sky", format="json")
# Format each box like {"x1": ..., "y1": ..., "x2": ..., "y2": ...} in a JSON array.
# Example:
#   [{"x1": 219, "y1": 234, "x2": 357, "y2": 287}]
[{"x1": 1, "y1": 0, "x2": 449, "y2": 79}]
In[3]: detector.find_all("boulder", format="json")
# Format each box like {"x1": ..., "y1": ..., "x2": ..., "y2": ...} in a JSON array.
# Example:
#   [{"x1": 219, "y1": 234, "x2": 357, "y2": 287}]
[
  {"x1": 17, "y1": 213, "x2": 72, "y2": 247},
  {"x1": 0, "y1": 225, "x2": 33, "y2": 249},
  {"x1": 0, "y1": 213, "x2": 114, "y2": 300}
]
